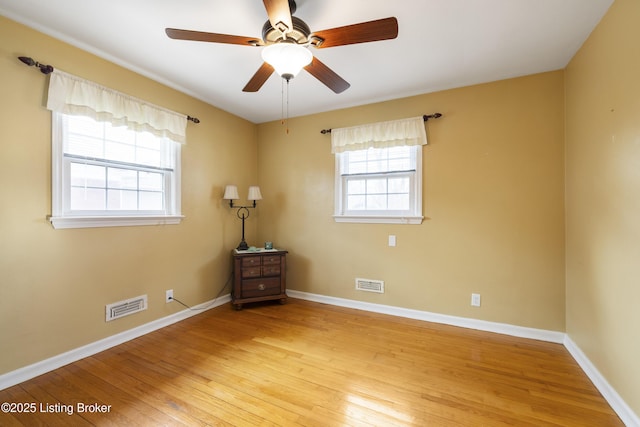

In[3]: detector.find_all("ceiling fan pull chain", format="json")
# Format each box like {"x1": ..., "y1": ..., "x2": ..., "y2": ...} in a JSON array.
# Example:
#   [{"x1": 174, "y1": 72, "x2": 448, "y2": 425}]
[
  {"x1": 281, "y1": 78, "x2": 285, "y2": 126},
  {"x1": 280, "y1": 77, "x2": 290, "y2": 134},
  {"x1": 286, "y1": 79, "x2": 290, "y2": 134}
]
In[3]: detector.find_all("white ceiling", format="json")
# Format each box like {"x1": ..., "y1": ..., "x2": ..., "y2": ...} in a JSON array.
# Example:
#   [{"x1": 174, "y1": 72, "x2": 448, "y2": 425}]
[{"x1": 1, "y1": 0, "x2": 613, "y2": 124}]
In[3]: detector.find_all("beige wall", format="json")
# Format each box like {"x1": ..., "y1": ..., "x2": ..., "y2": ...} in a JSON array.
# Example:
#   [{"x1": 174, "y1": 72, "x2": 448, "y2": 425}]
[
  {"x1": 565, "y1": 0, "x2": 640, "y2": 415},
  {"x1": 0, "y1": 16, "x2": 258, "y2": 374},
  {"x1": 257, "y1": 71, "x2": 566, "y2": 331}
]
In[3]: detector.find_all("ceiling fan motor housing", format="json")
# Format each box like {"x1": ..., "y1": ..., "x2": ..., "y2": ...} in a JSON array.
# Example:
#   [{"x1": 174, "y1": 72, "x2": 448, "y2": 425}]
[{"x1": 262, "y1": 16, "x2": 311, "y2": 45}]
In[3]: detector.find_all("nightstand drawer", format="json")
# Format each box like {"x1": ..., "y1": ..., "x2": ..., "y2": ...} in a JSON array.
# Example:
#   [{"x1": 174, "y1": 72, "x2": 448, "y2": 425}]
[
  {"x1": 241, "y1": 277, "x2": 281, "y2": 298},
  {"x1": 241, "y1": 266, "x2": 261, "y2": 278},
  {"x1": 242, "y1": 256, "x2": 261, "y2": 267},
  {"x1": 262, "y1": 255, "x2": 281, "y2": 265},
  {"x1": 262, "y1": 265, "x2": 281, "y2": 276}
]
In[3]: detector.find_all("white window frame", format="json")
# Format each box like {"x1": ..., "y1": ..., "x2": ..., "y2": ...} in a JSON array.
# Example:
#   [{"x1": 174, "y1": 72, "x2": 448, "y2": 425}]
[
  {"x1": 50, "y1": 112, "x2": 183, "y2": 229},
  {"x1": 334, "y1": 145, "x2": 424, "y2": 224}
]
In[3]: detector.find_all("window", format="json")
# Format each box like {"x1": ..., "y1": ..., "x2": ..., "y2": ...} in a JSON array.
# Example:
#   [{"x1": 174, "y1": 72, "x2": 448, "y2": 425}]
[
  {"x1": 335, "y1": 145, "x2": 423, "y2": 223},
  {"x1": 46, "y1": 69, "x2": 186, "y2": 229},
  {"x1": 50, "y1": 113, "x2": 182, "y2": 229},
  {"x1": 331, "y1": 116, "x2": 427, "y2": 224}
]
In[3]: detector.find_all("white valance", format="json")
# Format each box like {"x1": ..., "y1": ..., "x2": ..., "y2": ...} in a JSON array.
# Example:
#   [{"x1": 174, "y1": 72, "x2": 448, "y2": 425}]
[
  {"x1": 46, "y1": 70, "x2": 187, "y2": 143},
  {"x1": 331, "y1": 116, "x2": 427, "y2": 153}
]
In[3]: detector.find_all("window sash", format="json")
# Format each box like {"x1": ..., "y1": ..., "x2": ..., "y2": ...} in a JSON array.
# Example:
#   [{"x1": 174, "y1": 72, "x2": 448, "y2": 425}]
[
  {"x1": 51, "y1": 112, "x2": 182, "y2": 228},
  {"x1": 341, "y1": 170, "x2": 416, "y2": 216},
  {"x1": 63, "y1": 157, "x2": 172, "y2": 216},
  {"x1": 334, "y1": 146, "x2": 423, "y2": 223}
]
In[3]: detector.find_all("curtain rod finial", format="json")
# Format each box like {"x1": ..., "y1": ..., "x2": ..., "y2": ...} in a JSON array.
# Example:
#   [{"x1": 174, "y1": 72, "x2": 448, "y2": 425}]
[
  {"x1": 423, "y1": 113, "x2": 442, "y2": 121},
  {"x1": 18, "y1": 56, "x2": 54, "y2": 74},
  {"x1": 18, "y1": 56, "x2": 35, "y2": 66}
]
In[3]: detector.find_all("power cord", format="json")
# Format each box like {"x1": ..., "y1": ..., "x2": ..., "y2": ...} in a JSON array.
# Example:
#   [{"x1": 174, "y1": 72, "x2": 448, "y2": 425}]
[{"x1": 168, "y1": 272, "x2": 233, "y2": 311}]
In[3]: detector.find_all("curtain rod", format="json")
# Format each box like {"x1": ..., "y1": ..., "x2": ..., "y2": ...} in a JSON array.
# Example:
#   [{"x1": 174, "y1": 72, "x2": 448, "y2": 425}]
[
  {"x1": 17, "y1": 56, "x2": 200, "y2": 124},
  {"x1": 320, "y1": 113, "x2": 442, "y2": 135}
]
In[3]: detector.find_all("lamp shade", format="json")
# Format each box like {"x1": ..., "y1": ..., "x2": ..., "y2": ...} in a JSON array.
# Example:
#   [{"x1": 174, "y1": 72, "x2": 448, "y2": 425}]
[
  {"x1": 261, "y1": 42, "x2": 313, "y2": 79},
  {"x1": 247, "y1": 186, "x2": 263, "y2": 201},
  {"x1": 223, "y1": 185, "x2": 239, "y2": 200}
]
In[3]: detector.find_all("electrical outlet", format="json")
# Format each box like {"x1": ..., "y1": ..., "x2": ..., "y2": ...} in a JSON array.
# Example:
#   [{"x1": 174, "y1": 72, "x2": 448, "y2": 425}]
[
  {"x1": 471, "y1": 293, "x2": 481, "y2": 307},
  {"x1": 166, "y1": 289, "x2": 173, "y2": 303}
]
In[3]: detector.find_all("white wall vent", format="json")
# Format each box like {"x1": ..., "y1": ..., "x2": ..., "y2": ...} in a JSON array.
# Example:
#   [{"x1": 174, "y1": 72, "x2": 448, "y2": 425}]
[
  {"x1": 355, "y1": 278, "x2": 385, "y2": 293},
  {"x1": 106, "y1": 294, "x2": 147, "y2": 322}
]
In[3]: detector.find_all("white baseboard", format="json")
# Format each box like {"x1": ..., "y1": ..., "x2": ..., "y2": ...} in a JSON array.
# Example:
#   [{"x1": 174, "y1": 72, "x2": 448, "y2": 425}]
[
  {"x1": 286, "y1": 290, "x2": 566, "y2": 343},
  {"x1": 564, "y1": 335, "x2": 640, "y2": 427},
  {"x1": 0, "y1": 294, "x2": 230, "y2": 391}
]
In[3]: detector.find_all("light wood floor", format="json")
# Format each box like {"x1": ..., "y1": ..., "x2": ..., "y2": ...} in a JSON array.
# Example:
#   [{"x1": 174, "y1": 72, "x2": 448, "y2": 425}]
[{"x1": 0, "y1": 298, "x2": 623, "y2": 426}]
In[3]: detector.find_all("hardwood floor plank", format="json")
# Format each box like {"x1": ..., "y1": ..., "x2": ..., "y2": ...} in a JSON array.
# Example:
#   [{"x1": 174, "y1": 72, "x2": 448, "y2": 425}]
[{"x1": 0, "y1": 298, "x2": 624, "y2": 426}]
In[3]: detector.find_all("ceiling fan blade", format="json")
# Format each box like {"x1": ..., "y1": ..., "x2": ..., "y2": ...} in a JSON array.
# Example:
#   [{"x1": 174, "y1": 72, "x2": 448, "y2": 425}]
[
  {"x1": 165, "y1": 28, "x2": 261, "y2": 46},
  {"x1": 304, "y1": 57, "x2": 350, "y2": 94},
  {"x1": 243, "y1": 63, "x2": 275, "y2": 92},
  {"x1": 311, "y1": 17, "x2": 398, "y2": 49},
  {"x1": 262, "y1": 0, "x2": 294, "y2": 34}
]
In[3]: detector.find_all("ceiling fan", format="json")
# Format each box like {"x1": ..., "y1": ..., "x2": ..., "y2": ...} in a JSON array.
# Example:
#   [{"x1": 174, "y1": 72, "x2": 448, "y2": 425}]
[{"x1": 165, "y1": 0, "x2": 398, "y2": 94}]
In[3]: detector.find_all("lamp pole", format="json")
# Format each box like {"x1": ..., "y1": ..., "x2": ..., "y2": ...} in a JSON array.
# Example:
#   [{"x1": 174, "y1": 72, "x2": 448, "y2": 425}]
[{"x1": 236, "y1": 206, "x2": 251, "y2": 251}]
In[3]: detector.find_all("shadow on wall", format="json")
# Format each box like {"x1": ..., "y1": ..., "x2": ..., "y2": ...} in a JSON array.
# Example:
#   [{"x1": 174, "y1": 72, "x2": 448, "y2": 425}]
[{"x1": 287, "y1": 252, "x2": 312, "y2": 293}]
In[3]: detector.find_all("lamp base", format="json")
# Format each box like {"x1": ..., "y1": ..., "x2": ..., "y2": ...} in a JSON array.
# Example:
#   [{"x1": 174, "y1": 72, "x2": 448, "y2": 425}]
[{"x1": 237, "y1": 240, "x2": 249, "y2": 251}]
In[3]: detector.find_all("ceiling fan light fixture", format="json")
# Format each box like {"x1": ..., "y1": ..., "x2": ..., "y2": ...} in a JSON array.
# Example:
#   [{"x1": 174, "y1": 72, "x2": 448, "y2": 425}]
[{"x1": 261, "y1": 42, "x2": 312, "y2": 80}]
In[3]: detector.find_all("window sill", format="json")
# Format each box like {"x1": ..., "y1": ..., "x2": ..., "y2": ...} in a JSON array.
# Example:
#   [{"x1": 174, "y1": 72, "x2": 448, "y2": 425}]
[
  {"x1": 49, "y1": 215, "x2": 184, "y2": 229},
  {"x1": 333, "y1": 215, "x2": 423, "y2": 225}
]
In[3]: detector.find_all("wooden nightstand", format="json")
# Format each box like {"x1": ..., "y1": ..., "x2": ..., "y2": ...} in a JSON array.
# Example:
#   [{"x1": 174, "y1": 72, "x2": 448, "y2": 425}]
[{"x1": 231, "y1": 249, "x2": 288, "y2": 310}]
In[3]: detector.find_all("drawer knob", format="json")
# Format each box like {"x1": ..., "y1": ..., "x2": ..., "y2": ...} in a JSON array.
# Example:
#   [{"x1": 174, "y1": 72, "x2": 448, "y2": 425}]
[{"x1": 258, "y1": 284, "x2": 265, "y2": 291}]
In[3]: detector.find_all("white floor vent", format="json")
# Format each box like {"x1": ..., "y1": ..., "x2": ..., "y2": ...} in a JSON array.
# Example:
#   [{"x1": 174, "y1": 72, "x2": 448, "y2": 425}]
[
  {"x1": 355, "y1": 278, "x2": 385, "y2": 293},
  {"x1": 106, "y1": 295, "x2": 147, "y2": 322}
]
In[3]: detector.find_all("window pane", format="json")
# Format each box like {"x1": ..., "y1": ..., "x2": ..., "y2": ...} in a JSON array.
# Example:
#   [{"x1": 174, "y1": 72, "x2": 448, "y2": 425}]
[
  {"x1": 367, "y1": 160, "x2": 388, "y2": 173},
  {"x1": 388, "y1": 194, "x2": 410, "y2": 210},
  {"x1": 67, "y1": 134, "x2": 103, "y2": 157},
  {"x1": 67, "y1": 115, "x2": 103, "y2": 137},
  {"x1": 105, "y1": 140, "x2": 136, "y2": 163},
  {"x1": 70, "y1": 163, "x2": 105, "y2": 188},
  {"x1": 107, "y1": 189, "x2": 138, "y2": 210},
  {"x1": 137, "y1": 147, "x2": 162, "y2": 167},
  {"x1": 366, "y1": 178, "x2": 387, "y2": 195},
  {"x1": 104, "y1": 124, "x2": 135, "y2": 144},
  {"x1": 108, "y1": 168, "x2": 137, "y2": 190},
  {"x1": 139, "y1": 191, "x2": 163, "y2": 210},
  {"x1": 137, "y1": 132, "x2": 160, "y2": 149},
  {"x1": 388, "y1": 158, "x2": 411, "y2": 171},
  {"x1": 347, "y1": 195, "x2": 366, "y2": 210},
  {"x1": 366, "y1": 194, "x2": 387, "y2": 210},
  {"x1": 347, "y1": 179, "x2": 365, "y2": 195},
  {"x1": 70, "y1": 187, "x2": 106, "y2": 210},
  {"x1": 387, "y1": 146, "x2": 410, "y2": 158},
  {"x1": 347, "y1": 150, "x2": 367, "y2": 162},
  {"x1": 139, "y1": 172, "x2": 163, "y2": 191},
  {"x1": 388, "y1": 177, "x2": 409, "y2": 193}
]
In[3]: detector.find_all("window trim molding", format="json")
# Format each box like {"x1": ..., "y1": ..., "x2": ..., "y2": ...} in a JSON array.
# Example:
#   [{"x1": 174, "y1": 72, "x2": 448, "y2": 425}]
[
  {"x1": 49, "y1": 215, "x2": 184, "y2": 229},
  {"x1": 333, "y1": 215, "x2": 424, "y2": 225}
]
